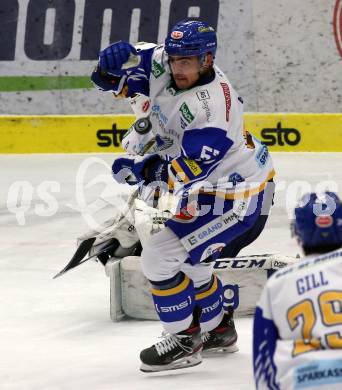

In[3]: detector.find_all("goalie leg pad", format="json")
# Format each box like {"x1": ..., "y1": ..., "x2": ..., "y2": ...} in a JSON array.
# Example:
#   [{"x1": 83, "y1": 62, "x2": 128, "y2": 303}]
[
  {"x1": 151, "y1": 273, "x2": 195, "y2": 334},
  {"x1": 195, "y1": 275, "x2": 224, "y2": 332}
]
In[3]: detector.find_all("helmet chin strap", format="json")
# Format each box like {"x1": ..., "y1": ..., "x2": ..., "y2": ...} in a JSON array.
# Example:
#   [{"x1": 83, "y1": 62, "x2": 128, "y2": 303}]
[
  {"x1": 200, "y1": 52, "x2": 214, "y2": 65},
  {"x1": 199, "y1": 54, "x2": 206, "y2": 65},
  {"x1": 199, "y1": 53, "x2": 214, "y2": 75}
]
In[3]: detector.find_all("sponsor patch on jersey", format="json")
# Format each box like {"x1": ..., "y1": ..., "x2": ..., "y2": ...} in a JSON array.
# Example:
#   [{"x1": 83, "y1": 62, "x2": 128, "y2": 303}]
[
  {"x1": 220, "y1": 82, "x2": 231, "y2": 122},
  {"x1": 155, "y1": 135, "x2": 174, "y2": 151},
  {"x1": 184, "y1": 159, "x2": 202, "y2": 176},
  {"x1": 200, "y1": 243, "x2": 225, "y2": 262},
  {"x1": 201, "y1": 99, "x2": 212, "y2": 122},
  {"x1": 255, "y1": 144, "x2": 269, "y2": 168},
  {"x1": 175, "y1": 203, "x2": 198, "y2": 223},
  {"x1": 171, "y1": 31, "x2": 183, "y2": 39},
  {"x1": 167, "y1": 86, "x2": 177, "y2": 96},
  {"x1": 152, "y1": 215, "x2": 168, "y2": 225},
  {"x1": 180, "y1": 102, "x2": 194, "y2": 124},
  {"x1": 142, "y1": 100, "x2": 150, "y2": 113},
  {"x1": 294, "y1": 359, "x2": 342, "y2": 389},
  {"x1": 315, "y1": 215, "x2": 334, "y2": 228},
  {"x1": 180, "y1": 117, "x2": 187, "y2": 129},
  {"x1": 228, "y1": 173, "x2": 245, "y2": 186},
  {"x1": 196, "y1": 90, "x2": 210, "y2": 101},
  {"x1": 152, "y1": 60, "x2": 165, "y2": 78},
  {"x1": 151, "y1": 104, "x2": 168, "y2": 124}
]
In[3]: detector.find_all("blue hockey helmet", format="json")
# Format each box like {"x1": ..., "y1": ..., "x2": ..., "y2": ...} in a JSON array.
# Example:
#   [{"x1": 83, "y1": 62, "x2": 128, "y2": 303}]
[
  {"x1": 165, "y1": 20, "x2": 217, "y2": 57},
  {"x1": 292, "y1": 192, "x2": 342, "y2": 253}
]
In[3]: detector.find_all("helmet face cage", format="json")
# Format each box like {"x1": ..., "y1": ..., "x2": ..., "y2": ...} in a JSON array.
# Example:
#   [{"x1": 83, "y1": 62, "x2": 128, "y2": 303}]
[{"x1": 165, "y1": 20, "x2": 217, "y2": 58}]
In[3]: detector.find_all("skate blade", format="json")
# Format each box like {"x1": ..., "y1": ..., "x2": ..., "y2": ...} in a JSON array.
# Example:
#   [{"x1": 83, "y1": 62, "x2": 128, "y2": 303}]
[
  {"x1": 140, "y1": 352, "x2": 202, "y2": 373},
  {"x1": 202, "y1": 343, "x2": 239, "y2": 356}
]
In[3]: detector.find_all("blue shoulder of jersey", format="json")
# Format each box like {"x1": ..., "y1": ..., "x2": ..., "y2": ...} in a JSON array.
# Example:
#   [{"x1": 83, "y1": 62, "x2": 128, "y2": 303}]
[{"x1": 169, "y1": 127, "x2": 233, "y2": 189}]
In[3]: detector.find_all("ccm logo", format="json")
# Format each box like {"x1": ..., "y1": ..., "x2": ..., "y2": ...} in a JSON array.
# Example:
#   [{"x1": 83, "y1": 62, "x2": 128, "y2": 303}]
[
  {"x1": 214, "y1": 258, "x2": 267, "y2": 269},
  {"x1": 261, "y1": 122, "x2": 301, "y2": 146}
]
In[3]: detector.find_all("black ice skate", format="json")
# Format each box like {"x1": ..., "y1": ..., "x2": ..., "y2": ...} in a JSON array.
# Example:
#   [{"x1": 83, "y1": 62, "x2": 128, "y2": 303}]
[
  {"x1": 202, "y1": 307, "x2": 238, "y2": 354},
  {"x1": 140, "y1": 307, "x2": 202, "y2": 372}
]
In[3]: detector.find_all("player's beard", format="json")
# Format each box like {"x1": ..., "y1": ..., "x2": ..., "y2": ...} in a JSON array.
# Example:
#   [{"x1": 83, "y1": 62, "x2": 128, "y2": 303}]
[
  {"x1": 173, "y1": 65, "x2": 214, "y2": 90},
  {"x1": 172, "y1": 66, "x2": 203, "y2": 89}
]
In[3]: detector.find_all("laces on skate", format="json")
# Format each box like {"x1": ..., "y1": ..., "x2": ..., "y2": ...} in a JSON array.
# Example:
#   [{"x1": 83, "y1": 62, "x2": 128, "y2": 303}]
[{"x1": 155, "y1": 331, "x2": 194, "y2": 355}]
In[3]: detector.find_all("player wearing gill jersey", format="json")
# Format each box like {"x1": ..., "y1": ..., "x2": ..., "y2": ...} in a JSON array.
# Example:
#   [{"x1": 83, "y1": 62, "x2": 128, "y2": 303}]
[
  {"x1": 92, "y1": 19, "x2": 275, "y2": 372},
  {"x1": 253, "y1": 192, "x2": 342, "y2": 390}
]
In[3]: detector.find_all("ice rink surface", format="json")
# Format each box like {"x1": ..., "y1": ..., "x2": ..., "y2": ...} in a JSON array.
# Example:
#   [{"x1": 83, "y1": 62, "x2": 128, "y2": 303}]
[{"x1": 1, "y1": 152, "x2": 341, "y2": 390}]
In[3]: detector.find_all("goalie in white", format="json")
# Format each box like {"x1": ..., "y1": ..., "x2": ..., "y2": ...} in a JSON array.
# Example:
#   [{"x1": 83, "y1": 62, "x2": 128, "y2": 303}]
[{"x1": 91, "y1": 19, "x2": 275, "y2": 372}]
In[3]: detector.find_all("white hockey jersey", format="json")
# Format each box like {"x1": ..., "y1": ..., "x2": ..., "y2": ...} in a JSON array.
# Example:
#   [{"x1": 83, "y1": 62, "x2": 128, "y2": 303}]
[
  {"x1": 125, "y1": 44, "x2": 275, "y2": 199},
  {"x1": 253, "y1": 248, "x2": 342, "y2": 390}
]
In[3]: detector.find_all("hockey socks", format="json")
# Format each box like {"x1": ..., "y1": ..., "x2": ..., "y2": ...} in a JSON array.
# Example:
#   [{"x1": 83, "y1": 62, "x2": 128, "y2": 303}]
[
  {"x1": 195, "y1": 276, "x2": 238, "y2": 353},
  {"x1": 195, "y1": 275, "x2": 224, "y2": 332},
  {"x1": 150, "y1": 272, "x2": 195, "y2": 334}
]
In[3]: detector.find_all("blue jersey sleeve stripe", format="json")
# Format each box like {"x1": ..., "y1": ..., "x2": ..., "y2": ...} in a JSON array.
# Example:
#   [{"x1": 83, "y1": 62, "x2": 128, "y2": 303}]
[
  {"x1": 253, "y1": 306, "x2": 280, "y2": 390},
  {"x1": 138, "y1": 47, "x2": 155, "y2": 79},
  {"x1": 126, "y1": 47, "x2": 155, "y2": 96}
]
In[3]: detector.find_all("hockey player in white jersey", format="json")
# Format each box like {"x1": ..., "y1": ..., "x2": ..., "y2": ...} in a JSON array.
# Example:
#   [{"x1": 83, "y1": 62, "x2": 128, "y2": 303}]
[
  {"x1": 253, "y1": 191, "x2": 342, "y2": 390},
  {"x1": 91, "y1": 19, "x2": 275, "y2": 372}
]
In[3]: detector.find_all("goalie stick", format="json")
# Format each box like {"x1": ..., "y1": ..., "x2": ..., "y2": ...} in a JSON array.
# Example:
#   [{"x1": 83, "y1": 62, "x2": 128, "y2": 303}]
[
  {"x1": 53, "y1": 237, "x2": 96, "y2": 279},
  {"x1": 52, "y1": 237, "x2": 126, "y2": 279},
  {"x1": 53, "y1": 190, "x2": 140, "y2": 279},
  {"x1": 53, "y1": 237, "x2": 141, "y2": 279}
]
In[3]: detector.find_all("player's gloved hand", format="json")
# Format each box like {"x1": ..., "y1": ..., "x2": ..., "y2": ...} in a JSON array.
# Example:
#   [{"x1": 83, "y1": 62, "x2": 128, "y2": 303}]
[
  {"x1": 91, "y1": 41, "x2": 141, "y2": 94},
  {"x1": 143, "y1": 155, "x2": 169, "y2": 184},
  {"x1": 112, "y1": 155, "x2": 168, "y2": 186},
  {"x1": 91, "y1": 64, "x2": 127, "y2": 93},
  {"x1": 99, "y1": 41, "x2": 138, "y2": 77},
  {"x1": 112, "y1": 156, "x2": 140, "y2": 185}
]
